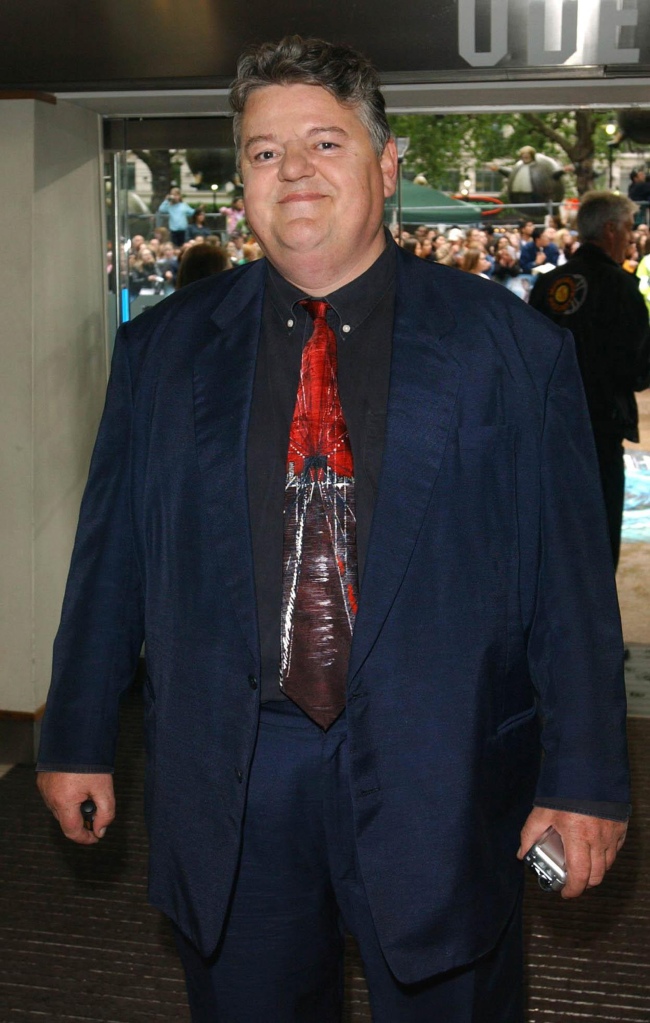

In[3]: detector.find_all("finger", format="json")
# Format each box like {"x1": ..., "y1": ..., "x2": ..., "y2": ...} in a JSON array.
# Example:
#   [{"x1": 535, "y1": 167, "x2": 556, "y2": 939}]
[
  {"x1": 561, "y1": 842, "x2": 591, "y2": 899},
  {"x1": 604, "y1": 842, "x2": 620, "y2": 872},
  {"x1": 90, "y1": 792, "x2": 116, "y2": 839},
  {"x1": 517, "y1": 811, "x2": 556, "y2": 860},
  {"x1": 586, "y1": 850, "x2": 608, "y2": 889}
]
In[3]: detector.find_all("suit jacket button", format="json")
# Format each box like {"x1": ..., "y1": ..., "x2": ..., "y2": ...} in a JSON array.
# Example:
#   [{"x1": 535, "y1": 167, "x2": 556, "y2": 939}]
[
  {"x1": 248, "y1": 674, "x2": 258, "y2": 690},
  {"x1": 235, "y1": 768, "x2": 243, "y2": 783}
]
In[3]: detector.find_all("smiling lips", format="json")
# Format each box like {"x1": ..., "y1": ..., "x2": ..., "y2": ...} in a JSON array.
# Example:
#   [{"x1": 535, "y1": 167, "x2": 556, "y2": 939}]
[{"x1": 278, "y1": 192, "x2": 326, "y2": 204}]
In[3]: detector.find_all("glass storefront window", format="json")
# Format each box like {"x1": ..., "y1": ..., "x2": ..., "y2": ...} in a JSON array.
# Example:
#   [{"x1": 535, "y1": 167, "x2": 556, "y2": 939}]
[{"x1": 104, "y1": 118, "x2": 240, "y2": 342}]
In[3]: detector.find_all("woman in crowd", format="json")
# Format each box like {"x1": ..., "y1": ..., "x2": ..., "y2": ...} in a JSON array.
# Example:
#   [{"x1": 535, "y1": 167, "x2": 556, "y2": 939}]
[
  {"x1": 128, "y1": 245, "x2": 163, "y2": 297},
  {"x1": 433, "y1": 243, "x2": 456, "y2": 268},
  {"x1": 221, "y1": 196, "x2": 247, "y2": 235},
  {"x1": 176, "y1": 243, "x2": 230, "y2": 289},
  {"x1": 490, "y1": 236, "x2": 522, "y2": 283},
  {"x1": 155, "y1": 241, "x2": 179, "y2": 293},
  {"x1": 460, "y1": 246, "x2": 491, "y2": 278},
  {"x1": 622, "y1": 240, "x2": 640, "y2": 275},
  {"x1": 188, "y1": 209, "x2": 211, "y2": 241}
]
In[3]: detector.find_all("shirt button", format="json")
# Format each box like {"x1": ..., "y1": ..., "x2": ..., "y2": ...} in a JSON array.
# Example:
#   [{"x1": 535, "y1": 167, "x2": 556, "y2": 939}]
[
  {"x1": 342, "y1": 324, "x2": 351, "y2": 333},
  {"x1": 235, "y1": 768, "x2": 243, "y2": 783},
  {"x1": 248, "y1": 674, "x2": 258, "y2": 690},
  {"x1": 287, "y1": 318, "x2": 294, "y2": 328}
]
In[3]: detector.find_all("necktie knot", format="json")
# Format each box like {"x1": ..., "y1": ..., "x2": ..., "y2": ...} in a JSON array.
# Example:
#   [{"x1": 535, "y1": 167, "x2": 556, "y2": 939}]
[{"x1": 300, "y1": 299, "x2": 330, "y2": 323}]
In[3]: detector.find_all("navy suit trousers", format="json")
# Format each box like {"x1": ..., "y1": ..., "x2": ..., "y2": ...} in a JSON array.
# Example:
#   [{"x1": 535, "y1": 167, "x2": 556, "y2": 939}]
[{"x1": 172, "y1": 701, "x2": 524, "y2": 1022}]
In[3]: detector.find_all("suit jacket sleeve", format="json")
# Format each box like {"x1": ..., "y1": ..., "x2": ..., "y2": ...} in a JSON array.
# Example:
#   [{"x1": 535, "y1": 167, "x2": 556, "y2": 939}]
[
  {"x1": 527, "y1": 334, "x2": 630, "y2": 805},
  {"x1": 38, "y1": 323, "x2": 145, "y2": 771},
  {"x1": 519, "y1": 242, "x2": 536, "y2": 274}
]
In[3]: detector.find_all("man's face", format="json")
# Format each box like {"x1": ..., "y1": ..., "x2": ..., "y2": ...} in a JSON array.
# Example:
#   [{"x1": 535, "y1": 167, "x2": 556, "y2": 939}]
[
  {"x1": 608, "y1": 216, "x2": 635, "y2": 265},
  {"x1": 170, "y1": 188, "x2": 181, "y2": 203},
  {"x1": 537, "y1": 230, "x2": 549, "y2": 248},
  {"x1": 239, "y1": 83, "x2": 397, "y2": 288}
]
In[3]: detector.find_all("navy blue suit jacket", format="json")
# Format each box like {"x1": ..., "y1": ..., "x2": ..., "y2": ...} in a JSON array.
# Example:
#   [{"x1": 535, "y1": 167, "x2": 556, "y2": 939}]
[
  {"x1": 39, "y1": 248, "x2": 629, "y2": 983},
  {"x1": 519, "y1": 240, "x2": 560, "y2": 274}
]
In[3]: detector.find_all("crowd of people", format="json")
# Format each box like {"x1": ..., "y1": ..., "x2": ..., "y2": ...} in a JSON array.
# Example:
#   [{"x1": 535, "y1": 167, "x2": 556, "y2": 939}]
[
  {"x1": 123, "y1": 193, "x2": 263, "y2": 297},
  {"x1": 120, "y1": 183, "x2": 650, "y2": 313},
  {"x1": 394, "y1": 214, "x2": 650, "y2": 302}
]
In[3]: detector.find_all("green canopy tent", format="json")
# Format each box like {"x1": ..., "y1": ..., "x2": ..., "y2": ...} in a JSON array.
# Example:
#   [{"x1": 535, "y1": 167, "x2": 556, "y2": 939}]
[{"x1": 385, "y1": 179, "x2": 482, "y2": 226}]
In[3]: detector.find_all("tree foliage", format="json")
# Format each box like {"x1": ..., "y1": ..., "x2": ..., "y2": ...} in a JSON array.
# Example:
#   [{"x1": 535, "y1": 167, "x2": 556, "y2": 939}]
[
  {"x1": 130, "y1": 149, "x2": 177, "y2": 211},
  {"x1": 388, "y1": 110, "x2": 618, "y2": 196}
]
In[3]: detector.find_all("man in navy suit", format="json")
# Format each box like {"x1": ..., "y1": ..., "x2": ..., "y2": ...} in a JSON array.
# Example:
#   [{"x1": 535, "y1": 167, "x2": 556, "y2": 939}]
[
  {"x1": 37, "y1": 36, "x2": 629, "y2": 1022},
  {"x1": 519, "y1": 225, "x2": 560, "y2": 273}
]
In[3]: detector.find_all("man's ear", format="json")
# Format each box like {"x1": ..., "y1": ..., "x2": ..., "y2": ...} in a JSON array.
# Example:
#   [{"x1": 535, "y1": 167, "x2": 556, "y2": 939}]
[{"x1": 381, "y1": 138, "x2": 399, "y2": 199}]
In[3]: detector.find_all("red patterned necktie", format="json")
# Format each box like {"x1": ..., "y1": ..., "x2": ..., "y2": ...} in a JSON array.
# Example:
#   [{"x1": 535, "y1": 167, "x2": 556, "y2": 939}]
[{"x1": 280, "y1": 300, "x2": 358, "y2": 729}]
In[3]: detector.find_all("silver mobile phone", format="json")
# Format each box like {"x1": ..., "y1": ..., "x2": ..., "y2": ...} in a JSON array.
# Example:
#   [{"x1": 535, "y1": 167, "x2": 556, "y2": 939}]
[{"x1": 524, "y1": 826, "x2": 567, "y2": 892}]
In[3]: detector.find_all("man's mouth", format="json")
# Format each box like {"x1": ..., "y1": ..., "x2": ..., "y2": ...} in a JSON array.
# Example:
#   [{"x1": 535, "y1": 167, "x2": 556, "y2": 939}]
[{"x1": 278, "y1": 192, "x2": 325, "y2": 204}]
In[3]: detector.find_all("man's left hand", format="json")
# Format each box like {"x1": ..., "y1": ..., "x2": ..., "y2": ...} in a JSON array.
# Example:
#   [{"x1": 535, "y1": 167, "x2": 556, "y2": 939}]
[{"x1": 517, "y1": 807, "x2": 627, "y2": 899}]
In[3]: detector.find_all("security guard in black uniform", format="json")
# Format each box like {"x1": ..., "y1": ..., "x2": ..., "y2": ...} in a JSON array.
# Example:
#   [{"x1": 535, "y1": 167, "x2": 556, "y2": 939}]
[{"x1": 530, "y1": 191, "x2": 650, "y2": 569}]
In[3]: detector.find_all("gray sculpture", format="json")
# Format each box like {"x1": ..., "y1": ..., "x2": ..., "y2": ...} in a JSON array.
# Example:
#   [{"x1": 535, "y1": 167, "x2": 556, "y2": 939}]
[{"x1": 494, "y1": 146, "x2": 566, "y2": 215}]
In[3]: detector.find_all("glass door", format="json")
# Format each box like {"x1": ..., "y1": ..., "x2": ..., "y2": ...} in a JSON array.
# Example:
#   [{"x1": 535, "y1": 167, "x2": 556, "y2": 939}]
[{"x1": 104, "y1": 117, "x2": 240, "y2": 343}]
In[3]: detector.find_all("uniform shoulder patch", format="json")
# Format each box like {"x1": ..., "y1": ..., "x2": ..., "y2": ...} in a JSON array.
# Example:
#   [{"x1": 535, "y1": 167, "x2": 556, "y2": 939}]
[{"x1": 546, "y1": 274, "x2": 588, "y2": 315}]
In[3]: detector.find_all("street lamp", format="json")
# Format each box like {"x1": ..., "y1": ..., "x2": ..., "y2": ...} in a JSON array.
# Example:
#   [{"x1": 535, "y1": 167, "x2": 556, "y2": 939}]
[
  {"x1": 604, "y1": 122, "x2": 617, "y2": 189},
  {"x1": 211, "y1": 182, "x2": 219, "y2": 212},
  {"x1": 395, "y1": 137, "x2": 410, "y2": 243}
]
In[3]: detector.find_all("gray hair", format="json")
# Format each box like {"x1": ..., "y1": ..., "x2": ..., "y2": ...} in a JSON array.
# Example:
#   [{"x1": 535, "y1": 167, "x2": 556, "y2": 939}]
[
  {"x1": 230, "y1": 35, "x2": 392, "y2": 164},
  {"x1": 577, "y1": 191, "x2": 637, "y2": 243}
]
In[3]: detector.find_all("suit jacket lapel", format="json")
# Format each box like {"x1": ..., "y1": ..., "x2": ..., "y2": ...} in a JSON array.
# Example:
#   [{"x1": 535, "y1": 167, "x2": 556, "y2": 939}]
[
  {"x1": 348, "y1": 254, "x2": 461, "y2": 683},
  {"x1": 192, "y1": 262, "x2": 266, "y2": 666}
]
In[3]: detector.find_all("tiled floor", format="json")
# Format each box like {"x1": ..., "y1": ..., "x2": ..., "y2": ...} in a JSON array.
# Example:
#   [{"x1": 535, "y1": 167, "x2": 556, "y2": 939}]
[{"x1": 1, "y1": 690, "x2": 649, "y2": 1022}]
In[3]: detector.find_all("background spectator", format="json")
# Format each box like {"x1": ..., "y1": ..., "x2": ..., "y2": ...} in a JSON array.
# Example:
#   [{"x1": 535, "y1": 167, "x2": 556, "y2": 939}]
[
  {"x1": 188, "y1": 209, "x2": 212, "y2": 241},
  {"x1": 221, "y1": 196, "x2": 247, "y2": 235},
  {"x1": 176, "y1": 243, "x2": 230, "y2": 288},
  {"x1": 520, "y1": 226, "x2": 559, "y2": 273},
  {"x1": 460, "y1": 247, "x2": 491, "y2": 277},
  {"x1": 128, "y1": 245, "x2": 163, "y2": 297},
  {"x1": 530, "y1": 191, "x2": 650, "y2": 570},
  {"x1": 157, "y1": 188, "x2": 196, "y2": 246}
]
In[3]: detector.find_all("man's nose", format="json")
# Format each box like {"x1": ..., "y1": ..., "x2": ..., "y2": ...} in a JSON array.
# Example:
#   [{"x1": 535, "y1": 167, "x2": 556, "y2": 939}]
[{"x1": 278, "y1": 142, "x2": 316, "y2": 181}]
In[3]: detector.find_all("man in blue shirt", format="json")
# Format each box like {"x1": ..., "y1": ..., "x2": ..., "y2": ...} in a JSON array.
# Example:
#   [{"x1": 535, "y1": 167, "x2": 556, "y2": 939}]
[{"x1": 157, "y1": 187, "x2": 196, "y2": 246}]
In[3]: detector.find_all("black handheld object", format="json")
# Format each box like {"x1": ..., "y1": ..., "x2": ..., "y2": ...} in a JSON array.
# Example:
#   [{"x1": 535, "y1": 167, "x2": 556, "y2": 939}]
[{"x1": 80, "y1": 799, "x2": 97, "y2": 832}]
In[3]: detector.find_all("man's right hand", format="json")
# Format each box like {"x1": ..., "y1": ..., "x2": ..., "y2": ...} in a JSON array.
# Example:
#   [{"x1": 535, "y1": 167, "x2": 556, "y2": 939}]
[{"x1": 37, "y1": 772, "x2": 115, "y2": 845}]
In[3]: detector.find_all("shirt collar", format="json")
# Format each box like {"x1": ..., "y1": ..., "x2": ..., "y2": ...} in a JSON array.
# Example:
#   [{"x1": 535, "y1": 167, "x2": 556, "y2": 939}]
[{"x1": 265, "y1": 228, "x2": 396, "y2": 336}]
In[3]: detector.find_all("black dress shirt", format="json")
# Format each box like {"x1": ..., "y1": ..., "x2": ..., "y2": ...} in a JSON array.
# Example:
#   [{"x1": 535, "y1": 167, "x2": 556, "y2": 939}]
[{"x1": 247, "y1": 239, "x2": 396, "y2": 703}]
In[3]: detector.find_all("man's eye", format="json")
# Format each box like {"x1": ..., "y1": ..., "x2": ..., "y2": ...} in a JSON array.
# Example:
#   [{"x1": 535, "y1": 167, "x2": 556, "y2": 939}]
[
  {"x1": 317, "y1": 141, "x2": 338, "y2": 151},
  {"x1": 254, "y1": 150, "x2": 276, "y2": 162}
]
